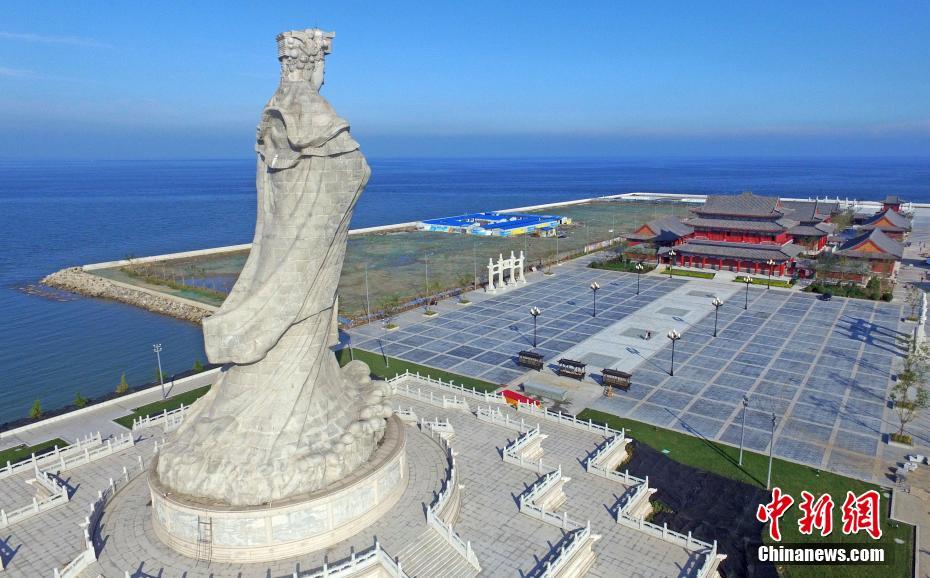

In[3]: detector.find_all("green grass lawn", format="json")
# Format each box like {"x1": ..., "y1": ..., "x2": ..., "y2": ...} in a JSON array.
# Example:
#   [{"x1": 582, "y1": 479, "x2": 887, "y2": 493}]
[
  {"x1": 0, "y1": 438, "x2": 69, "y2": 467},
  {"x1": 113, "y1": 385, "x2": 212, "y2": 429},
  {"x1": 337, "y1": 347, "x2": 500, "y2": 393},
  {"x1": 577, "y1": 409, "x2": 913, "y2": 578},
  {"x1": 735, "y1": 275, "x2": 795, "y2": 288},
  {"x1": 589, "y1": 259, "x2": 657, "y2": 273},
  {"x1": 662, "y1": 267, "x2": 716, "y2": 279}
]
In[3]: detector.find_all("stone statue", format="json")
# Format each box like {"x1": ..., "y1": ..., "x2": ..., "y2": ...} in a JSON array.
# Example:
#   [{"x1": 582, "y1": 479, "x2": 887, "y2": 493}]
[{"x1": 156, "y1": 29, "x2": 392, "y2": 506}]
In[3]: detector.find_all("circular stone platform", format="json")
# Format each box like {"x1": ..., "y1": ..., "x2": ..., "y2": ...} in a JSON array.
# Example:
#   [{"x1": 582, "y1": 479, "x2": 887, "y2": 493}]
[
  {"x1": 93, "y1": 422, "x2": 448, "y2": 577},
  {"x1": 149, "y1": 416, "x2": 407, "y2": 564}
]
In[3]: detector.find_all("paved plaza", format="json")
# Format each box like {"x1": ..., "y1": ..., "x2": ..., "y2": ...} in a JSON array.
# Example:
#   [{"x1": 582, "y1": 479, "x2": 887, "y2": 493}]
[{"x1": 348, "y1": 259, "x2": 909, "y2": 484}]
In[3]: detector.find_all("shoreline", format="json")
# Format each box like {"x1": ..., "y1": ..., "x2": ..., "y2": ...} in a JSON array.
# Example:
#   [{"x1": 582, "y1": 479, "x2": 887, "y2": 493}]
[{"x1": 38, "y1": 192, "x2": 914, "y2": 324}]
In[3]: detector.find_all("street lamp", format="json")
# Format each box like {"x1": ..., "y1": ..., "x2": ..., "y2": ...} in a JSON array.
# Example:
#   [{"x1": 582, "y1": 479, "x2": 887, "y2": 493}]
[
  {"x1": 739, "y1": 395, "x2": 750, "y2": 466},
  {"x1": 667, "y1": 250, "x2": 677, "y2": 279},
  {"x1": 424, "y1": 252, "x2": 433, "y2": 314},
  {"x1": 711, "y1": 296, "x2": 724, "y2": 337},
  {"x1": 590, "y1": 281, "x2": 600, "y2": 317},
  {"x1": 766, "y1": 259, "x2": 776, "y2": 290},
  {"x1": 152, "y1": 343, "x2": 166, "y2": 399},
  {"x1": 767, "y1": 412, "x2": 777, "y2": 489},
  {"x1": 530, "y1": 307, "x2": 541, "y2": 348},
  {"x1": 635, "y1": 262, "x2": 644, "y2": 295},
  {"x1": 743, "y1": 276, "x2": 752, "y2": 310},
  {"x1": 667, "y1": 329, "x2": 681, "y2": 376}
]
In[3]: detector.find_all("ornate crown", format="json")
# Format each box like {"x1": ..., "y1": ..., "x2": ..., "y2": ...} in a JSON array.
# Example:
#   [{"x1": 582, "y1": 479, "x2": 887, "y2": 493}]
[{"x1": 276, "y1": 28, "x2": 335, "y2": 80}]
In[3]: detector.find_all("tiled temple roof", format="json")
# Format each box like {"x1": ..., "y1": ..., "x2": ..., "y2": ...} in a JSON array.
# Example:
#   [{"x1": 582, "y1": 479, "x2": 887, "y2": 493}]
[
  {"x1": 788, "y1": 222, "x2": 834, "y2": 237},
  {"x1": 860, "y1": 209, "x2": 911, "y2": 232},
  {"x1": 693, "y1": 192, "x2": 782, "y2": 217},
  {"x1": 624, "y1": 216, "x2": 693, "y2": 242},
  {"x1": 658, "y1": 239, "x2": 804, "y2": 262},
  {"x1": 683, "y1": 216, "x2": 798, "y2": 232},
  {"x1": 835, "y1": 229, "x2": 904, "y2": 260}
]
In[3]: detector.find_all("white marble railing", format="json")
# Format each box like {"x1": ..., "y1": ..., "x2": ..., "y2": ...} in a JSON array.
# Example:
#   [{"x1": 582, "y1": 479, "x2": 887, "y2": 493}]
[
  {"x1": 419, "y1": 418, "x2": 454, "y2": 437},
  {"x1": 296, "y1": 539, "x2": 409, "y2": 578},
  {"x1": 424, "y1": 431, "x2": 480, "y2": 571},
  {"x1": 0, "y1": 432, "x2": 102, "y2": 480},
  {"x1": 132, "y1": 403, "x2": 190, "y2": 432},
  {"x1": 476, "y1": 406, "x2": 536, "y2": 432},
  {"x1": 518, "y1": 467, "x2": 582, "y2": 532},
  {"x1": 391, "y1": 380, "x2": 472, "y2": 412},
  {"x1": 0, "y1": 464, "x2": 71, "y2": 529},
  {"x1": 57, "y1": 433, "x2": 135, "y2": 472},
  {"x1": 515, "y1": 402, "x2": 623, "y2": 437},
  {"x1": 389, "y1": 370, "x2": 505, "y2": 404},
  {"x1": 617, "y1": 512, "x2": 718, "y2": 559},
  {"x1": 53, "y1": 454, "x2": 148, "y2": 578},
  {"x1": 538, "y1": 522, "x2": 599, "y2": 578}
]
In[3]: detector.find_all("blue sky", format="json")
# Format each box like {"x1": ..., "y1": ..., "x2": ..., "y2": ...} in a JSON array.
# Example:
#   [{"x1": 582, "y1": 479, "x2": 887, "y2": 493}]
[{"x1": 0, "y1": 1, "x2": 928, "y2": 159}]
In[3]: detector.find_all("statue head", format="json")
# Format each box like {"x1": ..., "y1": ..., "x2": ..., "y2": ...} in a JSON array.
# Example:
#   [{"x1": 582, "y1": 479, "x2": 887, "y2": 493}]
[{"x1": 276, "y1": 28, "x2": 335, "y2": 90}]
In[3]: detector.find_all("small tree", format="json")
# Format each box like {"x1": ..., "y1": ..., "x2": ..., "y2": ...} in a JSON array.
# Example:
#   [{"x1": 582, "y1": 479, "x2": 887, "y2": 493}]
[
  {"x1": 30, "y1": 399, "x2": 42, "y2": 419},
  {"x1": 905, "y1": 284, "x2": 922, "y2": 320},
  {"x1": 116, "y1": 372, "x2": 129, "y2": 395},
  {"x1": 192, "y1": 360, "x2": 204, "y2": 373},
  {"x1": 74, "y1": 391, "x2": 88, "y2": 408},
  {"x1": 890, "y1": 337, "x2": 930, "y2": 441},
  {"x1": 866, "y1": 277, "x2": 883, "y2": 301}
]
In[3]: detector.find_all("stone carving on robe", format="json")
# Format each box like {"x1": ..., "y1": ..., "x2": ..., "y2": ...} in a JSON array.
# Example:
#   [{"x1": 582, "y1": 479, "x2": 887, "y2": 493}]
[{"x1": 156, "y1": 29, "x2": 391, "y2": 506}]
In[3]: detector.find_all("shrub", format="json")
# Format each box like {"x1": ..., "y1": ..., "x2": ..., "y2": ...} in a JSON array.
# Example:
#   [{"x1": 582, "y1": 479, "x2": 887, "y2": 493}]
[
  {"x1": 74, "y1": 392, "x2": 88, "y2": 408},
  {"x1": 890, "y1": 433, "x2": 913, "y2": 445},
  {"x1": 116, "y1": 372, "x2": 129, "y2": 395},
  {"x1": 29, "y1": 399, "x2": 42, "y2": 419},
  {"x1": 192, "y1": 360, "x2": 204, "y2": 373}
]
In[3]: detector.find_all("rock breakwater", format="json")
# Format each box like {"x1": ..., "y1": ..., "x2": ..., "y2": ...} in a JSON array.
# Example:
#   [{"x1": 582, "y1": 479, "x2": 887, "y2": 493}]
[{"x1": 41, "y1": 267, "x2": 212, "y2": 324}]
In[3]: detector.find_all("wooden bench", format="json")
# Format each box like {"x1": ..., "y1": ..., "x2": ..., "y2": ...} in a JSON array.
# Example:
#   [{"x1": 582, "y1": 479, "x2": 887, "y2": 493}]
[
  {"x1": 556, "y1": 358, "x2": 586, "y2": 380},
  {"x1": 601, "y1": 368, "x2": 632, "y2": 391},
  {"x1": 517, "y1": 350, "x2": 545, "y2": 371}
]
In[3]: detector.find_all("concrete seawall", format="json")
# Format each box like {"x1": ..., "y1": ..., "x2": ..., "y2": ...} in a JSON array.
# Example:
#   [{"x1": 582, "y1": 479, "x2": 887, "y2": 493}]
[{"x1": 42, "y1": 267, "x2": 213, "y2": 324}]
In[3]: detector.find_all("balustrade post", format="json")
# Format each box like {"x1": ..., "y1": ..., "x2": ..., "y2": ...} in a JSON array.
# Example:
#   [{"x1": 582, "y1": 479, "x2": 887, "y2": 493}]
[{"x1": 33, "y1": 496, "x2": 39, "y2": 512}]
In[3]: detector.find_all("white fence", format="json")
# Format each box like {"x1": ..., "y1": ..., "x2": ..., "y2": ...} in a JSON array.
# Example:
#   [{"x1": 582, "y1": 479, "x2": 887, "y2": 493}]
[
  {"x1": 132, "y1": 403, "x2": 191, "y2": 432},
  {"x1": 616, "y1": 513, "x2": 721, "y2": 578},
  {"x1": 0, "y1": 432, "x2": 102, "y2": 480},
  {"x1": 53, "y1": 454, "x2": 148, "y2": 578},
  {"x1": 393, "y1": 406, "x2": 418, "y2": 423},
  {"x1": 295, "y1": 538, "x2": 409, "y2": 578},
  {"x1": 518, "y1": 467, "x2": 583, "y2": 532},
  {"x1": 515, "y1": 402, "x2": 623, "y2": 437},
  {"x1": 502, "y1": 426, "x2": 554, "y2": 473},
  {"x1": 419, "y1": 418, "x2": 455, "y2": 437},
  {"x1": 421, "y1": 432, "x2": 481, "y2": 571},
  {"x1": 0, "y1": 464, "x2": 71, "y2": 529},
  {"x1": 390, "y1": 380, "x2": 472, "y2": 412},
  {"x1": 55, "y1": 432, "x2": 135, "y2": 473},
  {"x1": 476, "y1": 406, "x2": 535, "y2": 432},
  {"x1": 538, "y1": 522, "x2": 599, "y2": 578},
  {"x1": 389, "y1": 370, "x2": 505, "y2": 404}
]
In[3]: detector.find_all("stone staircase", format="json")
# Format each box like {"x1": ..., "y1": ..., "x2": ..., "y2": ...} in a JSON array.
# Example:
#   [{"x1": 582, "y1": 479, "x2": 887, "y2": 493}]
[{"x1": 396, "y1": 528, "x2": 479, "y2": 578}]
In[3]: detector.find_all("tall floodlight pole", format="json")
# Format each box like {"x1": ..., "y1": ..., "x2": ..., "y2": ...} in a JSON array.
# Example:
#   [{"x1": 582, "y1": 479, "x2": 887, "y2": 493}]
[
  {"x1": 739, "y1": 394, "x2": 750, "y2": 466},
  {"x1": 668, "y1": 250, "x2": 677, "y2": 279},
  {"x1": 555, "y1": 234, "x2": 559, "y2": 268},
  {"x1": 667, "y1": 330, "x2": 681, "y2": 376},
  {"x1": 590, "y1": 281, "x2": 600, "y2": 317},
  {"x1": 425, "y1": 253, "x2": 432, "y2": 314},
  {"x1": 635, "y1": 262, "x2": 644, "y2": 295},
  {"x1": 744, "y1": 276, "x2": 752, "y2": 310},
  {"x1": 364, "y1": 263, "x2": 371, "y2": 325},
  {"x1": 473, "y1": 239, "x2": 478, "y2": 291},
  {"x1": 711, "y1": 296, "x2": 724, "y2": 337},
  {"x1": 766, "y1": 259, "x2": 776, "y2": 289},
  {"x1": 530, "y1": 307, "x2": 541, "y2": 348},
  {"x1": 152, "y1": 343, "x2": 166, "y2": 399},
  {"x1": 767, "y1": 412, "x2": 777, "y2": 489}
]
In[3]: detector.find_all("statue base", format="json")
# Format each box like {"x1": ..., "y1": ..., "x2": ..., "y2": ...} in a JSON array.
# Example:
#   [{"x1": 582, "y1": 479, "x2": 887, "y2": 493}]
[{"x1": 148, "y1": 415, "x2": 407, "y2": 564}]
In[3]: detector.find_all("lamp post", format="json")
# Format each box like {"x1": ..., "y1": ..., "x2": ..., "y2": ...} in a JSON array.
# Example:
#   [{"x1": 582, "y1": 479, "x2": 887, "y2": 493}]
[
  {"x1": 711, "y1": 296, "x2": 724, "y2": 337},
  {"x1": 530, "y1": 307, "x2": 541, "y2": 348},
  {"x1": 152, "y1": 343, "x2": 166, "y2": 399},
  {"x1": 667, "y1": 250, "x2": 677, "y2": 279},
  {"x1": 744, "y1": 276, "x2": 752, "y2": 310},
  {"x1": 635, "y1": 262, "x2": 644, "y2": 295},
  {"x1": 767, "y1": 412, "x2": 777, "y2": 489},
  {"x1": 739, "y1": 394, "x2": 750, "y2": 466},
  {"x1": 590, "y1": 281, "x2": 600, "y2": 317},
  {"x1": 766, "y1": 259, "x2": 776, "y2": 289},
  {"x1": 667, "y1": 329, "x2": 681, "y2": 376},
  {"x1": 364, "y1": 263, "x2": 372, "y2": 325},
  {"x1": 424, "y1": 252, "x2": 433, "y2": 314}
]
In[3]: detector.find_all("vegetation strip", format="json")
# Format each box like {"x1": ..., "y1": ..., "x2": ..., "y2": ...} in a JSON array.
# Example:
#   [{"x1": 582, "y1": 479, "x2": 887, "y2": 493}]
[
  {"x1": 113, "y1": 385, "x2": 212, "y2": 429},
  {"x1": 0, "y1": 438, "x2": 70, "y2": 467},
  {"x1": 662, "y1": 267, "x2": 716, "y2": 279},
  {"x1": 337, "y1": 348, "x2": 499, "y2": 393},
  {"x1": 734, "y1": 275, "x2": 794, "y2": 288},
  {"x1": 577, "y1": 409, "x2": 914, "y2": 578}
]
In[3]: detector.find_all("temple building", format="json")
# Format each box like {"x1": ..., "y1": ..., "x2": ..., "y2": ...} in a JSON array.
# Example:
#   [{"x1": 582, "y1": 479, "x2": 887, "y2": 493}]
[
  {"x1": 882, "y1": 194, "x2": 904, "y2": 213},
  {"x1": 831, "y1": 228, "x2": 904, "y2": 281},
  {"x1": 858, "y1": 209, "x2": 912, "y2": 241},
  {"x1": 625, "y1": 192, "x2": 838, "y2": 276}
]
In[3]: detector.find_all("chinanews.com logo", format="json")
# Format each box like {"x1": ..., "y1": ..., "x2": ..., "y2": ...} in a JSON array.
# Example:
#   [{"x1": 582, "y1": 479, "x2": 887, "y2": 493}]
[{"x1": 753, "y1": 487, "x2": 890, "y2": 566}]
